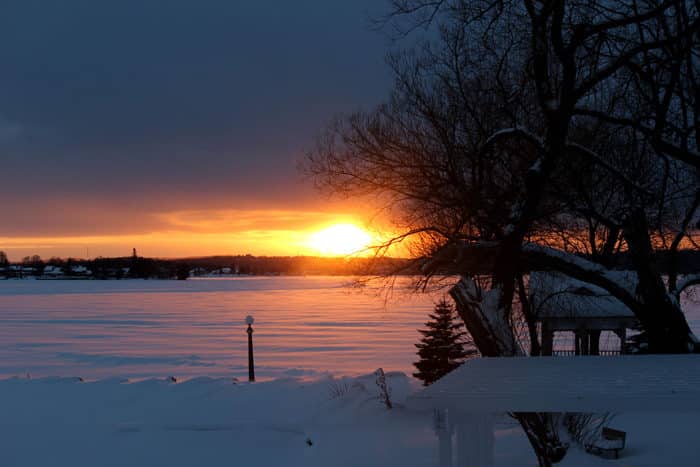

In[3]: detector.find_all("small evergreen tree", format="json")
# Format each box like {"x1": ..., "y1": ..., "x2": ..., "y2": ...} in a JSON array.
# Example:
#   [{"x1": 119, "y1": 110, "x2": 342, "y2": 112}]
[{"x1": 413, "y1": 298, "x2": 477, "y2": 386}]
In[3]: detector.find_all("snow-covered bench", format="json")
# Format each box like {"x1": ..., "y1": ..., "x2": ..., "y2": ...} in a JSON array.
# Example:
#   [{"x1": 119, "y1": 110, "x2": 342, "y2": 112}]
[{"x1": 585, "y1": 427, "x2": 626, "y2": 459}]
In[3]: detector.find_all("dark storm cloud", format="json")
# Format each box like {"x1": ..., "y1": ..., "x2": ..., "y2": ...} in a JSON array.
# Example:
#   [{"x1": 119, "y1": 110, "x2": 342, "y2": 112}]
[{"x1": 0, "y1": 0, "x2": 391, "y2": 235}]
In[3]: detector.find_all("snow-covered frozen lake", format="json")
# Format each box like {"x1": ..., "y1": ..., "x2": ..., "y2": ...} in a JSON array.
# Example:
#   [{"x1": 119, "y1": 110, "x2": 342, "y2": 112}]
[
  {"x1": 0, "y1": 277, "x2": 444, "y2": 380},
  {"x1": 1, "y1": 277, "x2": 698, "y2": 381},
  {"x1": 2, "y1": 277, "x2": 700, "y2": 467}
]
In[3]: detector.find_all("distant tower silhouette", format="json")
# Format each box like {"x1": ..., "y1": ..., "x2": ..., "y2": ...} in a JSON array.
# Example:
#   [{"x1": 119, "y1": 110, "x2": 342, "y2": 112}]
[{"x1": 132, "y1": 248, "x2": 137, "y2": 259}]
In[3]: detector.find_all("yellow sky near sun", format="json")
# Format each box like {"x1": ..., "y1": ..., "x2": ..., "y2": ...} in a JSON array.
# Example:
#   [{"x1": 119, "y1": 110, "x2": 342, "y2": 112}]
[{"x1": 0, "y1": 208, "x2": 401, "y2": 260}]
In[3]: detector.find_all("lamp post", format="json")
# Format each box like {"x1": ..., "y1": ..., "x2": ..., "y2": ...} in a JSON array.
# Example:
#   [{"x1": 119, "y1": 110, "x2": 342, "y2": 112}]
[{"x1": 245, "y1": 315, "x2": 255, "y2": 382}]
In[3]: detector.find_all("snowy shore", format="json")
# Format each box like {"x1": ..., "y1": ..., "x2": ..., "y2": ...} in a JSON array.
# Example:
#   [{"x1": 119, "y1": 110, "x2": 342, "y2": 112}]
[{"x1": 1, "y1": 371, "x2": 697, "y2": 467}]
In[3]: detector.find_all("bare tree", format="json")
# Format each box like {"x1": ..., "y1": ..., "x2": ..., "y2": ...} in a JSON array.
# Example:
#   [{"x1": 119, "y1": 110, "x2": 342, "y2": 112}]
[{"x1": 307, "y1": 1, "x2": 700, "y2": 465}]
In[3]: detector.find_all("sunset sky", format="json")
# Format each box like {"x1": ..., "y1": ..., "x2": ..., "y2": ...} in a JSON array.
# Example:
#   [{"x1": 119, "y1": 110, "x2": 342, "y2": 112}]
[{"x1": 0, "y1": 1, "x2": 394, "y2": 260}]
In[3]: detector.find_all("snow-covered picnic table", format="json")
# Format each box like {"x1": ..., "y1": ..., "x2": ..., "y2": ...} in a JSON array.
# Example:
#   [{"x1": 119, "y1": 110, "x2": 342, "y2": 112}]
[{"x1": 409, "y1": 355, "x2": 700, "y2": 466}]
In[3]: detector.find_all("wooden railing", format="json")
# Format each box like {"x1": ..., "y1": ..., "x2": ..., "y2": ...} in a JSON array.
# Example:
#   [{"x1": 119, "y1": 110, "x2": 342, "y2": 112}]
[{"x1": 552, "y1": 350, "x2": 622, "y2": 356}]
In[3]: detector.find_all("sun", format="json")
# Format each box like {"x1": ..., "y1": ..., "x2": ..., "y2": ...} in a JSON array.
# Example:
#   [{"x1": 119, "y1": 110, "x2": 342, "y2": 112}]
[{"x1": 308, "y1": 223, "x2": 373, "y2": 256}]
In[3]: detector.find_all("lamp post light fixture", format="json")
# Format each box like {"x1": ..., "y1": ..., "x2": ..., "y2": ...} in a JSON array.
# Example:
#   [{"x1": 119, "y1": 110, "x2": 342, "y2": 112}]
[{"x1": 245, "y1": 315, "x2": 255, "y2": 382}]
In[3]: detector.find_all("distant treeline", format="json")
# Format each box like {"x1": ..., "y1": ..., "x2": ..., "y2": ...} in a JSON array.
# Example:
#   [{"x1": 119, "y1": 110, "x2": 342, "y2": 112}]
[
  {"x1": 0, "y1": 251, "x2": 417, "y2": 279},
  {"x1": 0, "y1": 249, "x2": 698, "y2": 280}
]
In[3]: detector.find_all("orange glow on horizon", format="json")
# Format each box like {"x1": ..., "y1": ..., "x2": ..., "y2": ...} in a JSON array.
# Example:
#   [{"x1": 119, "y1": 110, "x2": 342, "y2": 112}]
[{"x1": 0, "y1": 209, "x2": 400, "y2": 260}]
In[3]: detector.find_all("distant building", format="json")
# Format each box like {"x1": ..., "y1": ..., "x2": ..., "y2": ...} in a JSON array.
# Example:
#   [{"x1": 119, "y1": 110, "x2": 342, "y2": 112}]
[
  {"x1": 189, "y1": 267, "x2": 208, "y2": 277},
  {"x1": 5, "y1": 265, "x2": 36, "y2": 278},
  {"x1": 70, "y1": 265, "x2": 92, "y2": 276},
  {"x1": 42, "y1": 265, "x2": 64, "y2": 277},
  {"x1": 211, "y1": 267, "x2": 233, "y2": 275}
]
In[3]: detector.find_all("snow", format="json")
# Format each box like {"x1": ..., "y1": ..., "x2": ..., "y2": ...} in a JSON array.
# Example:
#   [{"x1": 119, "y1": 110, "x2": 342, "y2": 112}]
[
  {"x1": 2, "y1": 278, "x2": 700, "y2": 465},
  {"x1": 0, "y1": 372, "x2": 426, "y2": 467},
  {"x1": 529, "y1": 158, "x2": 542, "y2": 173},
  {"x1": 409, "y1": 355, "x2": 700, "y2": 412},
  {"x1": 591, "y1": 437, "x2": 624, "y2": 450},
  {"x1": 676, "y1": 273, "x2": 700, "y2": 295},
  {"x1": 451, "y1": 278, "x2": 525, "y2": 356},
  {"x1": 483, "y1": 127, "x2": 545, "y2": 150},
  {"x1": 523, "y1": 243, "x2": 605, "y2": 274},
  {"x1": 529, "y1": 271, "x2": 636, "y2": 319},
  {"x1": 0, "y1": 372, "x2": 698, "y2": 467}
]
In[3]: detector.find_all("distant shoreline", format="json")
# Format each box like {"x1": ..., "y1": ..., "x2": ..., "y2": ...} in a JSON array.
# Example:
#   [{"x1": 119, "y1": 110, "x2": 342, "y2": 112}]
[
  {"x1": 0, "y1": 254, "x2": 418, "y2": 280},
  {"x1": 2, "y1": 249, "x2": 698, "y2": 280}
]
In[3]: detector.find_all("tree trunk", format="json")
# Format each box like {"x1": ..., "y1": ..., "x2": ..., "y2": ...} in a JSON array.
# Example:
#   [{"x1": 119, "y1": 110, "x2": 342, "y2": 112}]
[
  {"x1": 518, "y1": 273, "x2": 541, "y2": 356},
  {"x1": 450, "y1": 277, "x2": 523, "y2": 357},
  {"x1": 515, "y1": 413, "x2": 559, "y2": 467},
  {"x1": 624, "y1": 209, "x2": 695, "y2": 353},
  {"x1": 451, "y1": 278, "x2": 564, "y2": 466}
]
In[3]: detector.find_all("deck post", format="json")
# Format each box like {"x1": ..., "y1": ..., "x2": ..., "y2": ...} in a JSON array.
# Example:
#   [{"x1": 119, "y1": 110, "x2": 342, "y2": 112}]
[
  {"x1": 541, "y1": 324, "x2": 553, "y2": 356},
  {"x1": 616, "y1": 328, "x2": 627, "y2": 354},
  {"x1": 574, "y1": 331, "x2": 581, "y2": 355},
  {"x1": 589, "y1": 330, "x2": 601, "y2": 355},
  {"x1": 433, "y1": 409, "x2": 453, "y2": 467},
  {"x1": 455, "y1": 412, "x2": 494, "y2": 467},
  {"x1": 581, "y1": 331, "x2": 590, "y2": 355}
]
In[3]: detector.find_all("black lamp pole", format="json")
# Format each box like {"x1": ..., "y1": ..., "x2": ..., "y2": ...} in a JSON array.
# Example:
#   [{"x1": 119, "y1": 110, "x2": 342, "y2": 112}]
[{"x1": 246, "y1": 315, "x2": 255, "y2": 382}]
